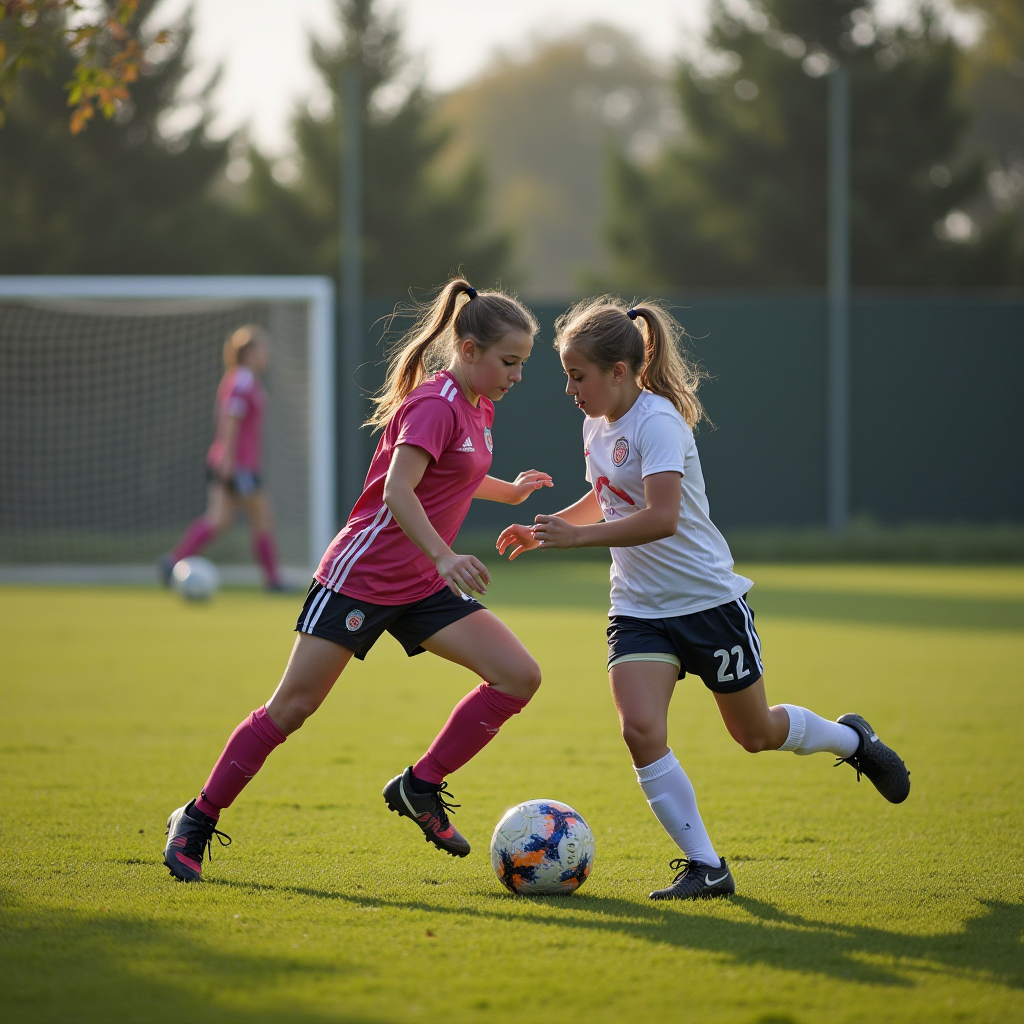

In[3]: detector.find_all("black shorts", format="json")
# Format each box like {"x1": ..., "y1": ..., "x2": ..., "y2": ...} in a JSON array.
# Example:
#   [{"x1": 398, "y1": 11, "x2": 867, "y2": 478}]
[
  {"x1": 206, "y1": 466, "x2": 262, "y2": 497},
  {"x1": 606, "y1": 595, "x2": 763, "y2": 694},
  {"x1": 294, "y1": 581, "x2": 485, "y2": 660}
]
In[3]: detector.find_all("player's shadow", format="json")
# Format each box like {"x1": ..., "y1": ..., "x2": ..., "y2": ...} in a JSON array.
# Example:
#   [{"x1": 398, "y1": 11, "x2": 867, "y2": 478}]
[
  {"x1": 207, "y1": 878, "x2": 1023, "y2": 991},
  {"x1": 1, "y1": 888, "x2": 370, "y2": 1024}
]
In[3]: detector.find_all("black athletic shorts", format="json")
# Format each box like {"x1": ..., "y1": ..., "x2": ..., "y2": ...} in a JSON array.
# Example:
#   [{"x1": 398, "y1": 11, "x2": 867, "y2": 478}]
[
  {"x1": 206, "y1": 466, "x2": 262, "y2": 497},
  {"x1": 294, "y1": 580, "x2": 485, "y2": 660},
  {"x1": 606, "y1": 595, "x2": 763, "y2": 694}
]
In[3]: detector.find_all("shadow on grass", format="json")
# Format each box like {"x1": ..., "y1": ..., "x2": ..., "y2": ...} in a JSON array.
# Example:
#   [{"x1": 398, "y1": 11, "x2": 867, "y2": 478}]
[
  {"x1": 484, "y1": 564, "x2": 1024, "y2": 632},
  {"x1": 0, "y1": 891, "x2": 369, "y2": 1024},
  {"x1": 207, "y1": 877, "x2": 1024, "y2": 991}
]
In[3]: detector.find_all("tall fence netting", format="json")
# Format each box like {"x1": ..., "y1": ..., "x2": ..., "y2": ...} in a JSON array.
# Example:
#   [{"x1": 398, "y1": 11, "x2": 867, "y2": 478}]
[{"x1": 0, "y1": 298, "x2": 311, "y2": 566}]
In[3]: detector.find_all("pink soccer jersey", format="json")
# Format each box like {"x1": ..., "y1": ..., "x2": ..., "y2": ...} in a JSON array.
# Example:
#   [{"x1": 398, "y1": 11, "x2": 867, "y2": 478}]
[
  {"x1": 206, "y1": 366, "x2": 266, "y2": 472},
  {"x1": 315, "y1": 370, "x2": 495, "y2": 605}
]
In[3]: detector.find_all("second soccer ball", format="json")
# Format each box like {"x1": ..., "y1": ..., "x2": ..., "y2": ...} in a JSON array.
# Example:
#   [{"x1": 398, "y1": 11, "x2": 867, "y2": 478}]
[{"x1": 172, "y1": 557, "x2": 220, "y2": 602}]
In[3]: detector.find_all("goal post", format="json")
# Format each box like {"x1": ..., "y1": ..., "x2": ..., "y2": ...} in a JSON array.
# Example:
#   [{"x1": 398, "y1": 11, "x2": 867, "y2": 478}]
[{"x1": 0, "y1": 276, "x2": 336, "y2": 577}]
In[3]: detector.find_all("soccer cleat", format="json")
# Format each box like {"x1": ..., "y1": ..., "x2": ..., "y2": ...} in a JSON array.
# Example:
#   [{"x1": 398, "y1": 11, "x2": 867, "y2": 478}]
[
  {"x1": 835, "y1": 713, "x2": 911, "y2": 804},
  {"x1": 649, "y1": 857, "x2": 735, "y2": 901},
  {"x1": 383, "y1": 767, "x2": 471, "y2": 858},
  {"x1": 163, "y1": 800, "x2": 232, "y2": 882}
]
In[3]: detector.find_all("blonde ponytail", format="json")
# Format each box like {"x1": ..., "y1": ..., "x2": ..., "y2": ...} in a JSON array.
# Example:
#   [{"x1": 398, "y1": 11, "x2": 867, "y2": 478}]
[
  {"x1": 223, "y1": 324, "x2": 270, "y2": 370},
  {"x1": 367, "y1": 278, "x2": 539, "y2": 430},
  {"x1": 554, "y1": 296, "x2": 707, "y2": 428},
  {"x1": 630, "y1": 304, "x2": 707, "y2": 427}
]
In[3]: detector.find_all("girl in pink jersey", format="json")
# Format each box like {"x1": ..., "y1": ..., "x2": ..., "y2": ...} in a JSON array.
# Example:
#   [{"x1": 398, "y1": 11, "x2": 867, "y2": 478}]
[
  {"x1": 163, "y1": 280, "x2": 553, "y2": 881},
  {"x1": 498, "y1": 297, "x2": 910, "y2": 901},
  {"x1": 161, "y1": 324, "x2": 284, "y2": 590}
]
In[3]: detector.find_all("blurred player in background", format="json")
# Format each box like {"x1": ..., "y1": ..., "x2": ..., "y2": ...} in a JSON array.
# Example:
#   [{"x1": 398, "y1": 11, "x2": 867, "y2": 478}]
[
  {"x1": 160, "y1": 324, "x2": 285, "y2": 591},
  {"x1": 498, "y1": 297, "x2": 910, "y2": 901},
  {"x1": 163, "y1": 280, "x2": 553, "y2": 882}
]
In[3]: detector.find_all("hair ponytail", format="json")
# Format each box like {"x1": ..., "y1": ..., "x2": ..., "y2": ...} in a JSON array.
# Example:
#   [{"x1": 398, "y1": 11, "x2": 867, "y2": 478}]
[
  {"x1": 223, "y1": 324, "x2": 270, "y2": 370},
  {"x1": 554, "y1": 296, "x2": 707, "y2": 427},
  {"x1": 629, "y1": 304, "x2": 706, "y2": 427},
  {"x1": 367, "y1": 278, "x2": 538, "y2": 430}
]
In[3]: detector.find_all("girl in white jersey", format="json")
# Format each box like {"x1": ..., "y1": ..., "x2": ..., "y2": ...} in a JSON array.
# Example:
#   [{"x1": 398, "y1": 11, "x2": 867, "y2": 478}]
[{"x1": 498, "y1": 297, "x2": 910, "y2": 901}]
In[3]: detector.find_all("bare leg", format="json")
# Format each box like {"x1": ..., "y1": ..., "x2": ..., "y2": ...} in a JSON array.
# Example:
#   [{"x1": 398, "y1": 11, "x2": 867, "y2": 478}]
[
  {"x1": 240, "y1": 490, "x2": 273, "y2": 533},
  {"x1": 405, "y1": 610, "x2": 541, "y2": 789},
  {"x1": 204, "y1": 481, "x2": 237, "y2": 533},
  {"x1": 713, "y1": 677, "x2": 792, "y2": 752},
  {"x1": 265, "y1": 633, "x2": 354, "y2": 734},
  {"x1": 610, "y1": 662, "x2": 720, "y2": 869},
  {"x1": 608, "y1": 660, "x2": 677, "y2": 767},
  {"x1": 420, "y1": 609, "x2": 541, "y2": 697}
]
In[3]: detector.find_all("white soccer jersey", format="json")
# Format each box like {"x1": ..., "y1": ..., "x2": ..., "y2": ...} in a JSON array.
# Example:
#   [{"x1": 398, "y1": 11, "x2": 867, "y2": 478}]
[{"x1": 582, "y1": 390, "x2": 752, "y2": 618}]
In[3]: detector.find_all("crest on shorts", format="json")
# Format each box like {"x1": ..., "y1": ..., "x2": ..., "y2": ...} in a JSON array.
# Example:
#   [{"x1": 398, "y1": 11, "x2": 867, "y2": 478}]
[
  {"x1": 346, "y1": 609, "x2": 365, "y2": 632},
  {"x1": 612, "y1": 436, "x2": 629, "y2": 466},
  {"x1": 483, "y1": 426, "x2": 493, "y2": 453}
]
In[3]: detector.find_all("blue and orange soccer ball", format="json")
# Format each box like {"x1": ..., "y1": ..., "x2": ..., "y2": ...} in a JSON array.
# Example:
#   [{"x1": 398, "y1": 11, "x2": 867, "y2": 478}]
[{"x1": 490, "y1": 799, "x2": 595, "y2": 895}]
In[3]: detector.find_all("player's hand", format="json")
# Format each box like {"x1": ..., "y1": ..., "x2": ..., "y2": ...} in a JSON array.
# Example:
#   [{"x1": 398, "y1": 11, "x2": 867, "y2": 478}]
[
  {"x1": 215, "y1": 461, "x2": 234, "y2": 486},
  {"x1": 496, "y1": 523, "x2": 541, "y2": 561},
  {"x1": 435, "y1": 550, "x2": 490, "y2": 596},
  {"x1": 532, "y1": 514, "x2": 579, "y2": 550},
  {"x1": 506, "y1": 470, "x2": 553, "y2": 505}
]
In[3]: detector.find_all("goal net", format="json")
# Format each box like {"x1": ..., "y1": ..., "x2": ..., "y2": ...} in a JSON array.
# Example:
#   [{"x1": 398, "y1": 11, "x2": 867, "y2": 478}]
[{"x1": 0, "y1": 277, "x2": 335, "y2": 579}]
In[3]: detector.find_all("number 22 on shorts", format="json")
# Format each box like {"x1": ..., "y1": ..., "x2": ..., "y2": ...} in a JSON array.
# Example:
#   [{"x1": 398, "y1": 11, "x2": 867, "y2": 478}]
[{"x1": 714, "y1": 646, "x2": 750, "y2": 684}]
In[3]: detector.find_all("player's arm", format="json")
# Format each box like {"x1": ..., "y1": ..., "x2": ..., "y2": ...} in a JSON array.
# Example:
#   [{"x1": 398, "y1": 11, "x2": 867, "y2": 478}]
[
  {"x1": 214, "y1": 410, "x2": 242, "y2": 481},
  {"x1": 534, "y1": 472, "x2": 680, "y2": 549},
  {"x1": 383, "y1": 444, "x2": 490, "y2": 596},
  {"x1": 473, "y1": 470, "x2": 553, "y2": 504},
  {"x1": 496, "y1": 489, "x2": 603, "y2": 560}
]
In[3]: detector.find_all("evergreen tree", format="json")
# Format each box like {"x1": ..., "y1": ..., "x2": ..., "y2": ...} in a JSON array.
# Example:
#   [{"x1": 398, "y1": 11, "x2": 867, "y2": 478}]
[
  {"x1": 0, "y1": 1, "x2": 255, "y2": 273},
  {"x1": 605, "y1": 0, "x2": 1017, "y2": 289},
  {"x1": 243, "y1": 0, "x2": 511, "y2": 293}
]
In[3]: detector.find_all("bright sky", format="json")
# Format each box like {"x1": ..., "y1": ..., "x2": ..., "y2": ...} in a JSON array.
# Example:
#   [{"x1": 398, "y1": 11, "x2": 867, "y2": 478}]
[
  {"x1": 155, "y1": 0, "x2": 710, "y2": 154},
  {"x1": 155, "y1": 0, "x2": 980, "y2": 155}
]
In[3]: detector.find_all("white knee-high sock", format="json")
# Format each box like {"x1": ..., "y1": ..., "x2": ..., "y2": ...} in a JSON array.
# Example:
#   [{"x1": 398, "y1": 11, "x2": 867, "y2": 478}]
[
  {"x1": 635, "y1": 750, "x2": 720, "y2": 867},
  {"x1": 778, "y1": 705, "x2": 859, "y2": 757}
]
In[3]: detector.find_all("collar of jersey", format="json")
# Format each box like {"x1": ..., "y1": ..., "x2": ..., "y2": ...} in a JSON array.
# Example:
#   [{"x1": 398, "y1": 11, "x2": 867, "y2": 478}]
[
  {"x1": 599, "y1": 388, "x2": 648, "y2": 428},
  {"x1": 438, "y1": 370, "x2": 486, "y2": 415}
]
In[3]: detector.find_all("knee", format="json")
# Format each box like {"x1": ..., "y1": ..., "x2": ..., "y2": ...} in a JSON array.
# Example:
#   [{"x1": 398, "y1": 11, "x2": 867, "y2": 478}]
[
  {"x1": 621, "y1": 719, "x2": 666, "y2": 759},
  {"x1": 514, "y1": 657, "x2": 542, "y2": 699},
  {"x1": 733, "y1": 729, "x2": 776, "y2": 754}
]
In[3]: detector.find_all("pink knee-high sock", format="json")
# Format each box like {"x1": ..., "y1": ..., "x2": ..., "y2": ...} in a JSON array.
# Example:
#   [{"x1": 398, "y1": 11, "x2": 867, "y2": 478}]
[
  {"x1": 252, "y1": 531, "x2": 281, "y2": 587},
  {"x1": 171, "y1": 518, "x2": 216, "y2": 563},
  {"x1": 413, "y1": 683, "x2": 530, "y2": 784},
  {"x1": 195, "y1": 706, "x2": 286, "y2": 818}
]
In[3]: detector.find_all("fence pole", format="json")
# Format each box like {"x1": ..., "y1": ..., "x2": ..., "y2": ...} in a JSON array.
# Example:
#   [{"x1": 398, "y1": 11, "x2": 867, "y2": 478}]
[
  {"x1": 340, "y1": 65, "x2": 363, "y2": 523},
  {"x1": 827, "y1": 65, "x2": 850, "y2": 534}
]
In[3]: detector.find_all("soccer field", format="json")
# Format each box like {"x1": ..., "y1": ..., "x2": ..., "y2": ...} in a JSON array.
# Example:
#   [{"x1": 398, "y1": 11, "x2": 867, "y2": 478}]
[{"x1": 1, "y1": 564, "x2": 1022, "y2": 1024}]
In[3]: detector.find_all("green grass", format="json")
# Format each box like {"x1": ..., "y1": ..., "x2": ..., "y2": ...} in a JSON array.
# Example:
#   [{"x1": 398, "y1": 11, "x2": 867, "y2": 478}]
[{"x1": 1, "y1": 564, "x2": 1022, "y2": 1023}]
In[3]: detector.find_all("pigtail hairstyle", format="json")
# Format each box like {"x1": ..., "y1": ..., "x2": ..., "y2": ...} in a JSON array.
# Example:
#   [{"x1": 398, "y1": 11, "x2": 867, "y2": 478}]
[
  {"x1": 554, "y1": 296, "x2": 707, "y2": 428},
  {"x1": 367, "y1": 278, "x2": 538, "y2": 430},
  {"x1": 223, "y1": 324, "x2": 270, "y2": 369}
]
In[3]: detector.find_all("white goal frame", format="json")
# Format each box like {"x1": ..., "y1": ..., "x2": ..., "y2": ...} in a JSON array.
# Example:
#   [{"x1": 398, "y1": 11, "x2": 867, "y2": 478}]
[{"x1": 0, "y1": 276, "x2": 336, "y2": 571}]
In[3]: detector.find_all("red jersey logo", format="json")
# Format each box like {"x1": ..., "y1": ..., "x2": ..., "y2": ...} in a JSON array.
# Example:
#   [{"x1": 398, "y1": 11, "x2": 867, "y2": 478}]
[
  {"x1": 612, "y1": 437, "x2": 629, "y2": 466},
  {"x1": 595, "y1": 476, "x2": 635, "y2": 506}
]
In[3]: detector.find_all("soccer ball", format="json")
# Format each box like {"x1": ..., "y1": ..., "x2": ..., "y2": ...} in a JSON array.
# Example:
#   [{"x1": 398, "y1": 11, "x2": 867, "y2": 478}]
[
  {"x1": 490, "y1": 799, "x2": 595, "y2": 895},
  {"x1": 172, "y1": 557, "x2": 220, "y2": 601}
]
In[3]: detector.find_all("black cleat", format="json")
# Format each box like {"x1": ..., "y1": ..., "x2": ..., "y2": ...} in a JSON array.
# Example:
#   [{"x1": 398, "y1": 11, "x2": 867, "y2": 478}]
[
  {"x1": 383, "y1": 767, "x2": 471, "y2": 858},
  {"x1": 650, "y1": 857, "x2": 735, "y2": 900},
  {"x1": 835, "y1": 713, "x2": 910, "y2": 804},
  {"x1": 163, "y1": 800, "x2": 232, "y2": 881}
]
